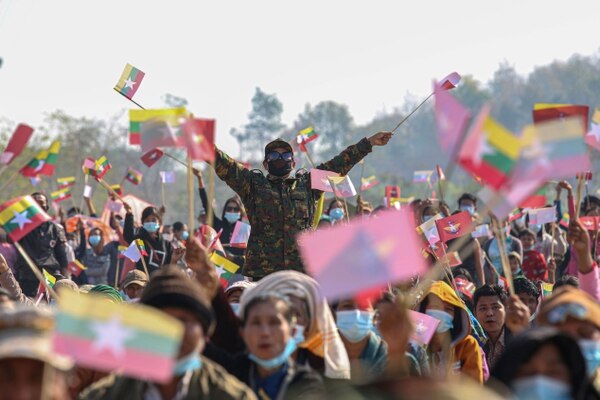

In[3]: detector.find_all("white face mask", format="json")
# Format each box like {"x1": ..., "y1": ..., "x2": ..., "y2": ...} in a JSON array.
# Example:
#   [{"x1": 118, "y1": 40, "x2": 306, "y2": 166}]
[{"x1": 162, "y1": 233, "x2": 173, "y2": 242}]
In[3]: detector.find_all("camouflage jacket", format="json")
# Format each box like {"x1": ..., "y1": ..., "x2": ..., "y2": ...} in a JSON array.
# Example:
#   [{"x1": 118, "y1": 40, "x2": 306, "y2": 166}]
[{"x1": 214, "y1": 137, "x2": 373, "y2": 279}]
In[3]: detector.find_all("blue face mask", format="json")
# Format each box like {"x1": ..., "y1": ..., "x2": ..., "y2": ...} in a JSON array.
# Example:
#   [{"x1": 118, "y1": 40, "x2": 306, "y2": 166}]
[
  {"x1": 118, "y1": 220, "x2": 125, "y2": 228},
  {"x1": 425, "y1": 309, "x2": 454, "y2": 333},
  {"x1": 230, "y1": 303, "x2": 240, "y2": 317},
  {"x1": 224, "y1": 212, "x2": 241, "y2": 224},
  {"x1": 530, "y1": 223, "x2": 542, "y2": 233},
  {"x1": 88, "y1": 235, "x2": 101, "y2": 246},
  {"x1": 173, "y1": 351, "x2": 202, "y2": 376},
  {"x1": 182, "y1": 231, "x2": 189, "y2": 240},
  {"x1": 460, "y1": 205, "x2": 475, "y2": 216},
  {"x1": 248, "y1": 336, "x2": 298, "y2": 370},
  {"x1": 336, "y1": 310, "x2": 373, "y2": 343},
  {"x1": 329, "y1": 208, "x2": 344, "y2": 221},
  {"x1": 143, "y1": 222, "x2": 160, "y2": 233},
  {"x1": 579, "y1": 339, "x2": 600, "y2": 376},
  {"x1": 512, "y1": 375, "x2": 571, "y2": 400}
]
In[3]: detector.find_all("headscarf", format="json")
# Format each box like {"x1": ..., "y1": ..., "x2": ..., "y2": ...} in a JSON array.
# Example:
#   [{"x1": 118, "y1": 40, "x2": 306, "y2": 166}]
[
  {"x1": 89, "y1": 284, "x2": 124, "y2": 303},
  {"x1": 239, "y1": 270, "x2": 351, "y2": 379}
]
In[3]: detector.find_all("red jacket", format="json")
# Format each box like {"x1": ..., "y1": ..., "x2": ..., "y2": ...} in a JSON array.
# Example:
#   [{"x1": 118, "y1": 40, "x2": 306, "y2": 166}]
[{"x1": 522, "y1": 249, "x2": 548, "y2": 282}]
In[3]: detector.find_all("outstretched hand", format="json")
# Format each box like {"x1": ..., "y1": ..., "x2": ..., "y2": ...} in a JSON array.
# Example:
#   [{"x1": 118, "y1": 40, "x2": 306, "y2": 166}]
[
  {"x1": 185, "y1": 236, "x2": 220, "y2": 300},
  {"x1": 368, "y1": 131, "x2": 393, "y2": 146},
  {"x1": 505, "y1": 295, "x2": 531, "y2": 334}
]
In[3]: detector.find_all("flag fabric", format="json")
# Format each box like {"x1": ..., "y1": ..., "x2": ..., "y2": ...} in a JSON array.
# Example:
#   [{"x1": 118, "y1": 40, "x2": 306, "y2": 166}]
[
  {"x1": 50, "y1": 188, "x2": 72, "y2": 203},
  {"x1": 416, "y1": 213, "x2": 443, "y2": 245},
  {"x1": 438, "y1": 72, "x2": 461, "y2": 90},
  {"x1": 0, "y1": 123, "x2": 34, "y2": 165},
  {"x1": 110, "y1": 184, "x2": 123, "y2": 196},
  {"x1": 296, "y1": 126, "x2": 319, "y2": 152},
  {"x1": 585, "y1": 108, "x2": 600, "y2": 151},
  {"x1": 520, "y1": 189, "x2": 547, "y2": 209},
  {"x1": 181, "y1": 118, "x2": 216, "y2": 162},
  {"x1": 68, "y1": 260, "x2": 87, "y2": 277},
  {"x1": 310, "y1": 169, "x2": 340, "y2": 192},
  {"x1": 114, "y1": 63, "x2": 145, "y2": 100},
  {"x1": 19, "y1": 141, "x2": 61, "y2": 178},
  {"x1": 125, "y1": 167, "x2": 143, "y2": 186},
  {"x1": 433, "y1": 82, "x2": 471, "y2": 155},
  {"x1": 328, "y1": 175, "x2": 357, "y2": 198},
  {"x1": 122, "y1": 241, "x2": 142, "y2": 262},
  {"x1": 528, "y1": 206, "x2": 556, "y2": 225},
  {"x1": 413, "y1": 170, "x2": 433, "y2": 183},
  {"x1": 229, "y1": 221, "x2": 251, "y2": 249},
  {"x1": 409, "y1": 310, "x2": 440, "y2": 345},
  {"x1": 435, "y1": 211, "x2": 474, "y2": 243},
  {"x1": 82, "y1": 157, "x2": 97, "y2": 176},
  {"x1": 0, "y1": 196, "x2": 51, "y2": 242},
  {"x1": 95, "y1": 156, "x2": 112, "y2": 180},
  {"x1": 360, "y1": 175, "x2": 379, "y2": 191},
  {"x1": 541, "y1": 282, "x2": 554, "y2": 297},
  {"x1": 580, "y1": 216, "x2": 600, "y2": 231},
  {"x1": 105, "y1": 199, "x2": 123, "y2": 213},
  {"x1": 298, "y1": 209, "x2": 428, "y2": 300},
  {"x1": 385, "y1": 186, "x2": 401, "y2": 209},
  {"x1": 52, "y1": 290, "x2": 184, "y2": 383},
  {"x1": 83, "y1": 185, "x2": 93, "y2": 199},
  {"x1": 508, "y1": 209, "x2": 524, "y2": 223},
  {"x1": 458, "y1": 105, "x2": 522, "y2": 190},
  {"x1": 129, "y1": 107, "x2": 187, "y2": 148},
  {"x1": 209, "y1": 252, "x2": 240, "y2": 286},
  {"x1": 472, "y1": 224, "x2": 491, "y2": 239},
  {"x1": 141, "y1": 148, "x2": 164, "y2": 167},
  {"x1": 57, "y1": 176, "x2": 76, "y2": 188},
  {"x1": 478, "y1": 179, "x2": 544, "y2": 220},
  {"x1": 159, "y1": 171, "x2": 175, "y2": 184},
  {"x1": 533, "y1": 103, "x2": 589, "y2": 132},
  {"x1": 135, "y1": 239, "x2": 148, "y2": 256}
]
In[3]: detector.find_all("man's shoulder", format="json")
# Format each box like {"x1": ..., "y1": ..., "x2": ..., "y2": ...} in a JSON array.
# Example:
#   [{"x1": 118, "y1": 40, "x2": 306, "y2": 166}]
[{"x1": 199, "y1": 357, "x2": 257, "y2": 398}]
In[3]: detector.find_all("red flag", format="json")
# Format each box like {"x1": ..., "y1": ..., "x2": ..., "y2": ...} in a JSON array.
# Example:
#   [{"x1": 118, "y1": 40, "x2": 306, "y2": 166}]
[
  {"x1": 520, "y1": 194, "x2": 547, "y2": 209},
  {"x1": 433, "y1": 81, "x2": 470, "y2": 155},
  {"x1": 140, "y1": 148, "x2": 164, "y2": 168},
  {"x1": 438, "y1": 72, "x2": 461, "y2": 90},
  {"x1": 140, "y1": 119, "x2": 179, "y2": 153},
  {"x1": 181, "y1": 118, "x2": 215, "y2": 162},
  {"x1": 533, "y1": 105, "x2": 589, "y2": 132},
  {"x1": 385, "y1": 185, "x2": 401, "y2": 208},
  {"x1": 435, "y1": 211, "x2": 474, "y2": 243},
  {"x1": 0, "y1": 124, "x2": 34, "y2": 165}
]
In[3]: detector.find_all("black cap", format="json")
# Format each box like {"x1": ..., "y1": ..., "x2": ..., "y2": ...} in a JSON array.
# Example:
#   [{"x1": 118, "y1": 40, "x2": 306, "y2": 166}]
[{"x1": 264, "y1": 139, "x2": 293, "y2": 158}]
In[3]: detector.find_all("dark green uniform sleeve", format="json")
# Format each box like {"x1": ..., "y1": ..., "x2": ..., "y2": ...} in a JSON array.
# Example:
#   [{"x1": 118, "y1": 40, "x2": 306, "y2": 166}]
[
  {"x1": 317, "y1": 137, "x2": 372, "y2": 176},
  {"x1": 213, "y1": 147, "x2": 254, "y2": 202}
]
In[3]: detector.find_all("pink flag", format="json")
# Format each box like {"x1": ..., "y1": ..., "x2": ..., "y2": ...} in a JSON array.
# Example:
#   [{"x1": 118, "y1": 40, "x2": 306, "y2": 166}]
[
  {"x1": 105, "y1": 199, "x2": 123, "y2": 213},
  {"x1": 329, "y1": 176, "x2": 357, "y2": 198},
  {"x1": 585, "y1": 121, "x2": 600, "y2": 152},
  {"x1": 528, "y1": 206, "x2": 556, "y2": 225},
  {"x1": 298, "y1": 209, "x2": 427, "y2": 300},
  {"x1": 229, "y1": 221, "x2": 251, "y2": 249},
  {"x1": 433, "y1": 81, "x2": 471, "y2": 155},
  {"x1": 409, "y1": 310, "x2": 440, "y2": 345},
  {"x1": 438, "y1": 72, "x2": 461, "y2": 90},
  {"x1": 310, "y1": 169, "x2": 340, "y2": 192},
  {"x1": 1, "y1": 123, "x2": 34, "y2": 165}
]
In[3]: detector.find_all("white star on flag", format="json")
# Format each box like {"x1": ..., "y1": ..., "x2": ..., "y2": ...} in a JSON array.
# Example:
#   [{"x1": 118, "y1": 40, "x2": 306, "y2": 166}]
[
  {"x1": 214, "y1": 265, "x2": 226, "y2": 277},
  {"x1": 90, "y1": 316, "x2": 134, "y2": 357},
  {"x1": 587, "y1": 123, "x2": 600, "y2": 142},
  {"x1": 124, "y1": 77, "x2": 136, "y2": 90},
  {"x1": 474, "y1": 136, "x2": 493, "y2": 166},
  {"x1": 34, "y1": 160, "x2": 45, "y2": 173},
  {"x1": 11, "y1": 210, "x2": 31, "y2": 230}
]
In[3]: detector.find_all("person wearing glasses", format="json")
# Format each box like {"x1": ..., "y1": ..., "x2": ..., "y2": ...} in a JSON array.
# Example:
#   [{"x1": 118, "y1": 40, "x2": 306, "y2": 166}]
[{"x1": 212, "y1": 132, "x2": 392, "y2": 281}]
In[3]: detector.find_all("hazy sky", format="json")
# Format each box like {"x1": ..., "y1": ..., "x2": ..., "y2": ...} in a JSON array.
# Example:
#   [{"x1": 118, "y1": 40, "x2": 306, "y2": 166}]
[{"x1": 1, "y1": 0, "x2": 599, "y2": 156}]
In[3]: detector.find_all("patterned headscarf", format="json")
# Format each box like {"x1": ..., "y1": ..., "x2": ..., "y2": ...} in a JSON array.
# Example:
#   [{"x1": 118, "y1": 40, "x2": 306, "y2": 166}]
[
  {"x1": 239, "y1": 270, "x2": 351, "y2": 379},
  {"x1": 89, "y1": 284, "x2": 124, "y2": 303}
]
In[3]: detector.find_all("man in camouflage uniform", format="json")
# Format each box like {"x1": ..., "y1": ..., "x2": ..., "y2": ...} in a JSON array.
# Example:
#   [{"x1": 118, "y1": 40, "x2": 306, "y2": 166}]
[{"x1": 214, "y1": 131, "x2": 393, "y2": 280}]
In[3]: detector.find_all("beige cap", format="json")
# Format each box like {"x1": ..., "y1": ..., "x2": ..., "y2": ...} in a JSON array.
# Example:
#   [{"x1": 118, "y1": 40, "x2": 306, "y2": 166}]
[
  {"x1": 0, "y1": 306, "x2": 72, "y2": 370},
  {"x1": 123, "y1": 269, "x2": 149, "y2": 289}
]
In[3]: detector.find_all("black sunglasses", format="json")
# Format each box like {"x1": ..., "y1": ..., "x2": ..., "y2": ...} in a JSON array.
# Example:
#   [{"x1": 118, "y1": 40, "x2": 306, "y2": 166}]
[{"x1": 266, "y1": 151, "x2": 293, "y2": 162}]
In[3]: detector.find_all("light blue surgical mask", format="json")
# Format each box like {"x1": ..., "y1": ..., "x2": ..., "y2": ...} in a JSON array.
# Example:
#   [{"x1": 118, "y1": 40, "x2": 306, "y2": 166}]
[
  {"x1": 530, "y1": 223, "x2": 542, "y2": 233},
  {"x1": 88, "y1": 235, "x2": 101, "y2": 246},
  {"x1": 182, "y1": 231, "x2": 189, "y2": 240},
  {"x1": 224, "y1": 212, "x2": 241, "y2": 224},
  {"x1": 118, "y1": 220, "x2": 125, "y2": 228},
  {"x1": 329, "y1": 208, "x2": 344, "y2": 221},
  {"x1": 336, "y1": 310, "x2": 374, "y2": 343},
  {"x1": 422, "y1": 215, "x2": 433, "y2": 223},
  {"x1": 230, "y1": 303, "x2": 240, "y2": 317},
  {"x1": 143, "y1": 222, "x2": 160, "y2": 233},
  {"x1": 248, "y1": 336, "x2": 298, "y2": 370},
  {"x1": 460, "y1": 205, "x2": 475, "y2": 216},
  {"x1": 579, "y1": 339, "x2": 600, "y2": 376},
  {"x1": 512, "y1": 375, "x2": 571, "y2": 400},
  {"x1": 173, "y1": 351, "x2": 202, "y2": 376},
  {"x1": 425, "y1": 309, "x2": 454, "y2": 333}
]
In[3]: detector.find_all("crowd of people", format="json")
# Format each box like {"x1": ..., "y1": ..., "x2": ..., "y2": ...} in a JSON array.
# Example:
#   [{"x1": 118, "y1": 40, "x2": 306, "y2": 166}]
[{"x1": 0, "y1": 131, "x2": 599, "y2": 400}]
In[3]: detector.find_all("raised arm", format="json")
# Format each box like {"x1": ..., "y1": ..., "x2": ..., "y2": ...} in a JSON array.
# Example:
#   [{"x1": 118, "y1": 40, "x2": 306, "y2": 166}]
[
  {"x1": 213, "y1": 147, "x2": 254, "y2": 201},
  {"x1": 317, "y1": 132, "x2": 392, "y2": 176}
]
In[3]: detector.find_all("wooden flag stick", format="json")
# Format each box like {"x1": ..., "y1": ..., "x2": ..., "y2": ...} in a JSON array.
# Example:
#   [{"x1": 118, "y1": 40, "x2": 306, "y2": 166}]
[
  {"x1": 0, "y1": 164, "x2": 9, "y2": 180},
  {"x1": 96, "y1": 178, "x2": 125, "y2": 203},
  {"x1": 136, "y1": 241, "x2": 150, "y2": 277},
  {"x1": 0, "y1": 168, "x2": 21, "y2": 193},
  {"x1": 301, "y1": 145, "x2": 317, "y2": 169},
  {"x1": 161, "y1": 179, "x2": 166, "y2": 207},
  {"x1": 113, "y1": 88, "x2": 146, "y2": 110},
  {"x1": 114, "y1": 260, "x2": 120, "y2": 289},
  {"x1": 78, "y1": 174, "x2": 88, "y2": 214},
  {"x1": 391, "y1": 92, "x2": 434, "y2": 133},
  {"x1": 14, "y1": 242, "x2": 58, "y2": 299},
  {"x1": 164, "y1": 152, "x2": 189, "y2": 168},
  {"x1": 187, "y1": 154, "x2": 195, "y2": 233},
  {"x1": 575, "y1": 175, "x2": 584, "y2": 220},
  {"x1": 206, "y1": 160, "x2": 216, "y2": 228},
  {"x1": 358, "y1": 161, "x2": 366, "y2": 198},
  {"x1": 496, "y1": 223, "x2": 515, "y2": 295}
]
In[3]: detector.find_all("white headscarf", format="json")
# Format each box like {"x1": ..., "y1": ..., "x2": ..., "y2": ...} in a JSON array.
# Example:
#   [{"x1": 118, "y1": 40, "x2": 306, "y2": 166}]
[{"x1": 239, "y1": 270, "x2": 351, "y2": 379}]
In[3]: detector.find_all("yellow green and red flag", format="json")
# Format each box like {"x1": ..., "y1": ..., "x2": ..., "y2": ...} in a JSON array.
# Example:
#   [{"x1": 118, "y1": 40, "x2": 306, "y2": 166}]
[
  {"x1": 209, "y1": 252, "x2": 240, "y2": 286},
  {"x1": 296, "y1": 126, "x2": 318, "y2": 152},
  {"x1": 128, "y1": 108, "x2": 187, "y2": 146},
  {"x1": 52, "y1": 290, "x2": 184, "y2": 383},
  {"x1": 50, "y1": 188, "x2": 72, "y2": 203},
  {"x1": 114, "y1": 63, "x2": 145, "y2": 100},
  {"x1": 19, "y1": 141, "x2": 61, "y2": 178},
  {"x1": 0, "y1": 195, "x2": 51, "y2": 241},
  {"x1": 125, "y1": 167, "x2": 143, "y2": 186},
  {"x1": 57, "y1": 176, "x2": 76, "y2": 189},
  {"x1": 95, "y1": 156, "x2": 112, "y2": 180}
]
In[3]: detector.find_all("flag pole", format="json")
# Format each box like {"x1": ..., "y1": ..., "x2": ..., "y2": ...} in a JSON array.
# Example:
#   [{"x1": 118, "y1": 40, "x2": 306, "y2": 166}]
[
  {"x1": 113, "y1": 88, "x2": 146, "y2": 110},
  {"x1": 358, "y1": 160, "x2": 366, "y2": 198},
  {"x1": 206, "y1": 161, "x2": 215, "y2": 228},
  {"x1": 391, "y1": 93, "x2": 434, "y2": 133},
  {"x1": 14, "y1": 242, "x2": 58, "y2": 299},
  {"x1": 187, "y1": 155, "x2": 195, "y2": 234},
  {"x1": 78, "y1": 174, "x2": 88, "y2": 214},
  {"x1": 135, "y1": 241, "x2": 150, "y2": 277},
  {"x1": 96, "y1": 178, "x2": 125, "y2": 203},
  {"x1": 164, "y1": 152, "x2": 189, "y2": 168},
  {"x1": 161, "y1": 179, "x2": 166, "y2": 208},
  {"x1": 575, "y1": 175, "x2": 584, "y2": 220},
  {"x1": 0, "y1": 168, "x2": 21, "y2": 193},
  {"x1": 114, "y1": 260, "x2": 120, "y2": 289},
  {"x1": 495, "y1": 223, "x2": 515, "y2": 295}
]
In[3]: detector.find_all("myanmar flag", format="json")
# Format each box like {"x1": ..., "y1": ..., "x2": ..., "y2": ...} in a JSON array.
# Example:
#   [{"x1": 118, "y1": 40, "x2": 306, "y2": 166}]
[
  {"x1": 57, "y1": 176, "x2": 76, "y2": 189},
  {"x1": 129, "y1": 108, "x2": 187, "y2": 146},
  {"x1": 95, "y1": 156, "x2": 112, "y2": 180},
  {"x1": 296, "y1": 126, "x2": 318, "y2": 152},
  {"x1": 114, "y1": 63, "x2": 145, "y2": 100},
  {"x1": 50, "y1": 188, "x2": 72, "y2": 203},
  {"x1": 0, "y1": 195, "x2": 51, "y2": 242},
  {"x1": 209, "y1": 252, "x2": 240, "y2": 287},
  {"x1": 125, "y1": 167, "x2": 143, "y2": 185},
  {"x1": 458, "y1": 106, "x2": 521, "y2": 190},
  {"x1": 20, "y1": 141, "x2": 61, "y2": 178}
]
